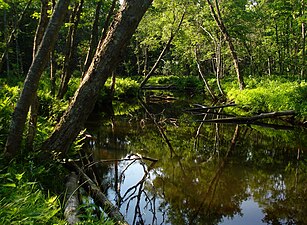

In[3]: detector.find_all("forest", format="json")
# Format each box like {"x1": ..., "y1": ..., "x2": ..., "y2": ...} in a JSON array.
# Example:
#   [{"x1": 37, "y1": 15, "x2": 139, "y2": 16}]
[{"x1": 0, "y1": 0, "x2": 307, "y2": 224}]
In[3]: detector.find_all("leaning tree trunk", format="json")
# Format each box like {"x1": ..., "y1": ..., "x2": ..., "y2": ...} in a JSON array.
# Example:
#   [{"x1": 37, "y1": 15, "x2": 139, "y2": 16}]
[
  {"x1": 4, "y1": 0, "x2": 70, "y2": 160},
  {"x1": 206, "y1": 0, "x2": 245, "y2": 90},
  {"x1": 195, "y1": 45, "x2": 217, "y2": 101},
  {"x1": 27, "y1": 0, "x2": 50, "y2": 152},
  {"x1": 42, "y1": 0, "x2": 153, "y2": 154},
  {"x1": 140, "y1": 10, "x2": 185, "y2": 88}
]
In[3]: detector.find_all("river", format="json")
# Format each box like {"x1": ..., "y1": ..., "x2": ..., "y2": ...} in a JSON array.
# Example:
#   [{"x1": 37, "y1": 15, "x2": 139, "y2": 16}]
[{"x1": 85, "y1": 95, "x2": 307, "y2": 225}]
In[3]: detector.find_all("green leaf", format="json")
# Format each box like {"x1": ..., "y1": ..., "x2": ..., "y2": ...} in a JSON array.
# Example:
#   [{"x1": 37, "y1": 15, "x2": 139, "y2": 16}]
[
  {"x1": 2, "y1": 183, "x2": 16, "y2": 188},
  {"x1": 15, "y1": 172, "x2": 25, "y2": 181}
]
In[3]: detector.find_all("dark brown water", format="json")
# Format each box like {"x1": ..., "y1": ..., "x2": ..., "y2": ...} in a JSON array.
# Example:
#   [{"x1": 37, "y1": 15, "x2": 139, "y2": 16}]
[{"x1": 86, "y1": 98, "x2": 307, "y2": 225}]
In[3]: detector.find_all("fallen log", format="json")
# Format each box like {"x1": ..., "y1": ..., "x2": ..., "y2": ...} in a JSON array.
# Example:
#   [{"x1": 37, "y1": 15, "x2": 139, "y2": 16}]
[
  {"x1": 72, "y1": 162, "x2": 129, "y2": 225},
  {"x1": 193, "y1": 111, "x2": 234, "y2": 117},
  {"x1": 198, "y1": 110, "x2": 296, "y2": 124},
  {"x1": 64, "y1": 172, "x2": 80, "y2": 225},
  {"x1": 252, "y1": 121, "x2": 295, "y2": 130},
  {"x1": 186, "y1": 103, "x2": 236, "y2": 112}
]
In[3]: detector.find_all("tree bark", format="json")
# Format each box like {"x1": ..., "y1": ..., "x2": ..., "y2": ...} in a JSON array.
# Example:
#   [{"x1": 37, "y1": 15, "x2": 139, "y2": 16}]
[
  {"x1": 4, "y1": 0, "x2": 70, "y2": 159},
  {"x1": 27, "y1": 0, "x2": 50, "y2": 152},
  {"x1": 64, "y1": 172, "x2": 80, "y2": 225},
  {"x1": 42, "y1": 0, "x2": 153, "y2": 154},
  {"x1": 206, "y1": 0, "x2": 245, "y2": 90},
  {"x1": 50, "y1": 50, "x2": 57, "y2": 96}
]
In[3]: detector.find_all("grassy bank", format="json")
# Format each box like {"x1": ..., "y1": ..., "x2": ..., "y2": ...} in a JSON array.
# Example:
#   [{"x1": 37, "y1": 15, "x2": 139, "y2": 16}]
[{"x1": 223, "y1": 77, "x2": 307, "y2": 122}]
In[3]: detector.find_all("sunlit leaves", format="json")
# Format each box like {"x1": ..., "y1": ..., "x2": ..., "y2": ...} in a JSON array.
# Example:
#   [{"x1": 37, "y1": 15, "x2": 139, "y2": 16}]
[{"x1": 0, "y1": 0, "x2": 9, "y2": 10}]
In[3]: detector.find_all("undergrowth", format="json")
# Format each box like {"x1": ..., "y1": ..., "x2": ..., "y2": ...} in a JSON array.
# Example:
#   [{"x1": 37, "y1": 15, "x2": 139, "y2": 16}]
[
  {"x1": 224, "y1": 77, "x2": 307, "y2": 121},
  {"x1": 0, "y1": 78, "x2": 115, "y2": 224}
]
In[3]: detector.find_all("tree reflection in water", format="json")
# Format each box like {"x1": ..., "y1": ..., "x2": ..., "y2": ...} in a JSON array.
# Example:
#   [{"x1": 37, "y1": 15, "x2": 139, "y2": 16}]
[{"x1": 86, "y1": 99, "x2": 307, "y2": 225}]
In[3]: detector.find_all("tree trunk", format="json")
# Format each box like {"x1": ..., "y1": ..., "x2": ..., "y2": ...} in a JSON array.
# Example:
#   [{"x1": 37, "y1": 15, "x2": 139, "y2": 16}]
[
  {"x1": 0, "y1": 0, "x2": 32, "y2": 74},
  {"x1": 140, "y1": 10, "x2": 185, "y2": 88},
  {"x1": 64, "y1": 172, "x2": 80, "y2": 225},
  {"x1": 50, "y1": 50, "x2": 57, "y2": 96},
  {"x1": 136, "y1": 39, "x2": 141, "y2": 75},
  {"x1": 58, "y1": 0, "x2": 83, "y2": 99},
  {"x1": 42, "y1": 0, "x2": 153, "y2": 154},
  {"x1": 83, "y1": 0, "x2": 117, "y2": 75},
  {"x1": 206, "y1": 0, "x2": 245, "y2": 90},
  {"x1": 302, "y1": 22, "x2": 306, "y2": 79},
  {"x1": 4, "y1": 0, "x2": 70, "y2": 160},
  {"x1": 143, "y1": 46, "x2": 148, "y2": 76},
  {"x1": 27, "y1": 0, "x2": 50, "y2": 152},
  {"x1": 195, "y1": 46, "x2": 217, "y2": 101},
  {"x1": 216, "y1": 39, "x2": 225, "y2": 95},
  {"x1": 82, "y1": 1, "x2": 102, "y2": 74},
  {"x1": 199, "y1": 25, "x2": 224, "y2": 96}
]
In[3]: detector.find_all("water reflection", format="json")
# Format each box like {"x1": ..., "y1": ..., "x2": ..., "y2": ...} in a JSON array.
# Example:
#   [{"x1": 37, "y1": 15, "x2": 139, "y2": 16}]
[{"x1": 85, "y1": 99, "x2": 307, "y2": 225}]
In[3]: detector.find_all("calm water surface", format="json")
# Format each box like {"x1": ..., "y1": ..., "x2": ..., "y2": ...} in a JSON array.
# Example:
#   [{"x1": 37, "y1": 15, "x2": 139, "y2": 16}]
[{"x1": 86, "y1": 97, "x2": 307, "y2": 225}]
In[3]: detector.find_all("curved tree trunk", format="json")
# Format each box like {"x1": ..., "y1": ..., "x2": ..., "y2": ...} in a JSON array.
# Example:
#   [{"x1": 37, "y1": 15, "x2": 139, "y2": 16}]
[
  {"x1": 42, "y1": 0, "x2": 153, "y2": 154},
  {"x1": 4, "y1": 0, "x2": 70, "y2": 160}
]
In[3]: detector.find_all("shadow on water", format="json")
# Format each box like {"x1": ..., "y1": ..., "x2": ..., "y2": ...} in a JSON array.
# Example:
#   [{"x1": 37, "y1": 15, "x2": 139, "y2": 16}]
[{"x1": 85, "y1": 95, "x2": 307, "y2": 225}]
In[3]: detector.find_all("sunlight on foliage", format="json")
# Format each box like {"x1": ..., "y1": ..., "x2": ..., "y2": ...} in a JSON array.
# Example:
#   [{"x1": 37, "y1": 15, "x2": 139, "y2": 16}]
[
  {"x1": 0, "y1": 172, "x2": 65, "y2": 225},
  {"x1": 225, "y1": 77, "x2": 307, "y2": 120}
]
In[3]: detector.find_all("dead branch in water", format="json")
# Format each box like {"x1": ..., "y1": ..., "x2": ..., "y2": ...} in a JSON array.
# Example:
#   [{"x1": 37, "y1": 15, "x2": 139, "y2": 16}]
[
  {"x1": 198, "y1": 110, "x2": 296, "y2": 124},
  {"x1": 186, "y1": 103, "x2": 237, "y2": 112},
  {"x1": 72, "y1": 162, "x2": 129, "y2": 225}
]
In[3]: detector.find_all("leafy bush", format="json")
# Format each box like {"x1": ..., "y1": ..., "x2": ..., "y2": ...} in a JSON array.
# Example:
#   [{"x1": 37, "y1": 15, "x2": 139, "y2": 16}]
[
  {"x1": 0, "y1": 84, "x2": 20, "y2": 148},
  {"x1": 104, "y1": 77, "x2": 140, "y2": 99}
]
